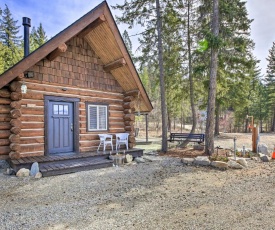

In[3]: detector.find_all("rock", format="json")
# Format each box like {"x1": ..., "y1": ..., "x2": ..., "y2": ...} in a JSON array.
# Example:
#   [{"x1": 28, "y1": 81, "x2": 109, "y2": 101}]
[
  {"x1": 35, "y1": 172, "x2": 42, "y2": 179},
  {"x1": 181, "y1": 158, "x2": 194, "y2": 165},
  {"x1": 124, "y1": 154, "x2": 133, "y2": 163},
  {"x1": 258, "y1": 143, "x2": 269, "y2": 156},
  {"x1": 193, "y1": 145, "x2": 204, "y2": 151},
  {"x1": 193, "y1": 156, "x2": 210, "y2": 166},
  {"x1": 259, "y1": 153, "x2": 270, "y2": 162},
  {"x1": 16, "y1": 168, "x2": 30, "y2": 177},
  {"x1": 4, "y1": 168, "x2": 15, "y2": 175},
  {"x1": 143, "y1": 156, "x2": 162, "y2": 162},
  {"x1": 236, "y1": 158, "x2": 248, "y2": 167},
  {"x1": 30, "y1": 162, "x2": 39, "y2": 176},
  {"x1": 135, "y1": 157, "x2": 145, "y2": 163},
  {"x1": 211, "y1": 161, "x2": 228, "y2": 170},
  {"x1": 228, "y1": 160, "x2": 244, "y2": 169}
]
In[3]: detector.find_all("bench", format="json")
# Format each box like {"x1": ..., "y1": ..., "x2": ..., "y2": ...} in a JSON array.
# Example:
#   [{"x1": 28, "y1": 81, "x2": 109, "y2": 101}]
[{"x1": 168, "y1": 133, "x2": 205, "y2": 144}]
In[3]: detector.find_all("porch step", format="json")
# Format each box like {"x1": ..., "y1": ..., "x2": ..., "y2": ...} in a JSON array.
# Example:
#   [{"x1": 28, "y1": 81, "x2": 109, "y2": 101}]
[
  {"x1": 7, "y1": 148, "x2": 144, "y2": 177},
  {"x1": 40, "y1": 157, "x2": 113, "y2": 177}
]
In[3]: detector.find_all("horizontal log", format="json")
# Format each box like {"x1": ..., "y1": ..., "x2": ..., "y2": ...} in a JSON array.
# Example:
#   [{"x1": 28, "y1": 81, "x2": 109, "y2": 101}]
[
  {"x1": 0, "y1": 105, "x2": 11, "y2": 114},
  {"x1": 79, "y1": 134, "x2": 101, "y2": 141},
  {"x1": 19, "y1": 152, "x2": 44, "y2": 158},
  {"x1": 11, "y1": 127, "x2": 21, "y2": 135},
  {"x1": 0, "y1": 98, "x2": 11, "y2": 104},
  {"x1": 77, "y1": 15, "x2": 106, "y2": 38},
  {"x1": 10, "y1": 143, "x2": 20, "y2": 151},
  {"x1": 20, "y1": 137, "x2": 44, "y2": 145},
  {"x1": 0, "y1": 145, "x2": 10, "y2": 155},
  {"x1": 9, "y1": 134, "x2": 20, "y2": 143},
  {"x1": 25, "y1": 82, "x2": 124, "y2": 100},
  {"x1": 125, "y1": 126, "x2": 134, "y2": 132},
  {"x1": 20, "y1": 144, "x2": 44, "y2": 153},
  {"x1": 10, "y1": 92, "x2": 22, "y2": 101},
  {"x1": 0, "y1": 122, "x2": 11, "y2": 130},
  {"x1": 0, "y1": 130, "x2": 11, "y2": 139},
  {"x1": 21, "y1": 122, "x2": 44, "y2": 129},
  {"x1": 123, "y1": 96, "x2": 134, "y2": 102},
  {"x1": 123, "y1": 101, "x2": 135, "y2": 109},
  {"x1": 9, "y1": 151, "x2": 20, "y2": 159},
  {"x1": 103, "y1": 58, "x2": 126, "y2": 72},
  {"x1": 124, "y1": 121, "x2": 134, "y2": 126},
  {"x1": 46, "y1": 43, "x2": 68, "y2": 61},
  {"x1": 20, "y1": 129, "x2": 44, "y2": 137},
  {"x1": 109, "y1": 111, "x2": 124, "y2": 118},
  {"x1": 10, "y1": 109, "x2": 21, "y2": 119},
  {"x1": 129, "y1": 135, "x2": 136, "y2": 143},
  {"x1": 15, "y1": 73, "x2": 24, "y2": 81},
  {"x1": 10, "y1": 101, "x2": 21, "y2": 109},
  {"x1": 0, "y1": 114, "x2": 11, "y2": 122},
  {"x1": 9, "y1": 81, "x2": 22, "y2": 92},
  {"x1": 21, "y1": 115, "x2": 44, "y2": 122},
  {"x1": 21, "y1": 107, "x2": 44, "y2": 115},
  {"x1": 124, "y1": 90, "x2": 140, "y2": 97},
  {"x1": 0, "y1": 89, "x2": 11, "y2": 98},
  {"x1": 0, "y1": 139, "x2": 10, "y2": 146},
  {"x1": 21, "y1": 98, "x2": 44, "y2": 106},
  {"x1": 124, "y1": 109, "x2": 134, "y2": 114},
  {"x1": 10, "y1": 119, "x2": 22, "y2": 127},
  {"x1": 124, "y1": 114, "x2": 135, "y2": 121}
]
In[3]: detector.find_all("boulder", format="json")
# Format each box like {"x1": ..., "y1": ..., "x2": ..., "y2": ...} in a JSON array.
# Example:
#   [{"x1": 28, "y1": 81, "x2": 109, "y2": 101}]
[
  {"x1": 193, "y1": 156, "x2": 210, "y2": 166},
  {"x1": 259, "y1": 153, "x2": 270, "y2": 162},
  {"x1": 236, "y1": 158, "x2": 248, "y2": 168},
  {"x1": 181, "y1": 158, "x2": 194, "y2": 165},
  {"x1": 35, "y1": 172, "x2": 42, "y2": 179},
  {"x1": 211, "y1": 161, "x2": 228, "y2": 170},
  {"x1": 124, "y1": 154, "x2": 133, "y2": 163},
  {"x1": 134, "y1": 157, "x2": 145, "y2": 163},
  {"x1": 143, "y1": 156, "x2": 162, "y2": 162},
  {"x1": 16, "y1": 168, "x2": 30, "y2": 177},
  {"x1": 228, "y1": 160, "x2": 244, "y2": 169},
  {"x1": 30, "y1": 162, "x2": 39, "y2": 176},
  {"x1": 258, "y1": 143, "x2": 269, "y2": 156}
]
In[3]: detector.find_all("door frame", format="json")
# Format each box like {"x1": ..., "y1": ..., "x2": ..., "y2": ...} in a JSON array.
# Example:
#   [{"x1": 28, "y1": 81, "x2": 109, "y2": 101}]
[{"x1": 44, "y1": 95, "x2": 80, "y2": 155}]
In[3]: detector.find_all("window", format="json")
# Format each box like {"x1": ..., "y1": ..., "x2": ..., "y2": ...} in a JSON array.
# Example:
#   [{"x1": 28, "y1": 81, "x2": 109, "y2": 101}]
[{"x1": 87, "y1": 104, "x2": 108, "y2": 131}]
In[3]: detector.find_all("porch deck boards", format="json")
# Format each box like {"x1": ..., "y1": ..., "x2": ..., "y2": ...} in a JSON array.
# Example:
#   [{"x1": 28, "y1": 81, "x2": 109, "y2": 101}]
[{"x1": 8, "y1": 148, "x2": 143, "y2": 177}]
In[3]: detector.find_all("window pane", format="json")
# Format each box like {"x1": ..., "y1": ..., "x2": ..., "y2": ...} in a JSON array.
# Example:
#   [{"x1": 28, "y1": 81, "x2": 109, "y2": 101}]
[
  {"x1": 58, "y1": 105, "x2": 64, "y2": 115},
  {"x1": 89, "y1": 106, "x2": 97, "y2": 130},
  {"x1": 98, "y1": 106, "x2": 107, "y2": 130},
  {"x1": 53, "y1": 105, "x2": 58, "y2": 115},
  {"x1": 64, "y1": 105, "x2": 69, "y2": 115}
]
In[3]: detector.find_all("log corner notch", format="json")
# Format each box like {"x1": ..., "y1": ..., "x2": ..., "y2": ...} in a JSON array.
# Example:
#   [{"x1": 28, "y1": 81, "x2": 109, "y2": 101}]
[
  {"x1": 46, "y1": 43, "x2": 67, "y2": 61},
  {"x1": 77, "y1": 15, "x2": 106, "y2": 39},
  {"x1": 103, "y1": 58, "x2": 126, "y2": 72}
]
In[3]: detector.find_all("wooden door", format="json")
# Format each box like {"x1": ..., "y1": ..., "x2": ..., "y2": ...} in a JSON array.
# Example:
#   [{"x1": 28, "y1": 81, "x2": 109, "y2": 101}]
[{"x1": 48, "y1": 101, "x2": 74, "y2": 154}]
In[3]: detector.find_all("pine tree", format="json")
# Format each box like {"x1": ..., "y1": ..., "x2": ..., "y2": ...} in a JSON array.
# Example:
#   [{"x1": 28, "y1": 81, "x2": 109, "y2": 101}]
[
  {"x1": 30, "y1": 23, "x2": 48, "y2": 52},
  {"x1": 265, "y1": 42, "x2": 275, "y2": 131},
  {"x1": 0, "y1": 4, "x2": 23, "y2": 70}
]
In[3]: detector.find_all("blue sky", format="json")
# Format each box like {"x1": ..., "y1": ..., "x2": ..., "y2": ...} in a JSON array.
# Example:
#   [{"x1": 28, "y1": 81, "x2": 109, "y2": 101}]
[{"x1": 0, "y1": 0, "x2": 274, "y2": 75}]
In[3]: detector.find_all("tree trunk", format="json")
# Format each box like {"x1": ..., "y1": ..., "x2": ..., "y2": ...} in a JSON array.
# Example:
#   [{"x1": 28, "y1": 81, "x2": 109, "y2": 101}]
[
  {"x1": 214, "y1": 101, "x2": 220, "y2": 136},
  {"x1": 179, "y1": 0, "x2": 197, "y2": 148},
  {"x1": 156, "y1": 0, "x2": 168, "y2": 152},
  {"x1": 205, "y1": 0, "x2": 219, "y2": 155}
]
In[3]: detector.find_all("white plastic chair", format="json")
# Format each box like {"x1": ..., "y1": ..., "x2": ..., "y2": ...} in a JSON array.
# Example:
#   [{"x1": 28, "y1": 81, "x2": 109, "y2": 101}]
[
  {"x1": 116, "y1": 133, "x2": 129, "y2": 150},
  {"x1": 97, "y1": 134, "x2": 113, "y2": 151}
]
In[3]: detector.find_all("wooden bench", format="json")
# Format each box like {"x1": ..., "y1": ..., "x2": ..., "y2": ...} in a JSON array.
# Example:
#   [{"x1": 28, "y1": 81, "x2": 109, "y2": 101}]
[{"x1": 168, "y1": 133, "x2": 205, "y2": 144}]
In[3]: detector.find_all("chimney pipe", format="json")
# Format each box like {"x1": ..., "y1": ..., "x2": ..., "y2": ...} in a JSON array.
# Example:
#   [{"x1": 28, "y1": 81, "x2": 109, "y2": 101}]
[{"x1": 22, "y1": 17, "x2": 31, "y2": 57}]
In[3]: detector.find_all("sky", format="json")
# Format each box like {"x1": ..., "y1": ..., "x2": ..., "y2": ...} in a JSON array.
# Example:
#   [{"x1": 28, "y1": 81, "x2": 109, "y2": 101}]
[{"x1": 0, "y1": 0, "x2": 274, "y2": 75}]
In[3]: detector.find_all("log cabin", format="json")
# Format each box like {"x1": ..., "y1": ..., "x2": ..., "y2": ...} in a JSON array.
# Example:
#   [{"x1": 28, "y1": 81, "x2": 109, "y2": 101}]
[{"x1": 0, "y1": 2, "x2": 153, "y2": 176}]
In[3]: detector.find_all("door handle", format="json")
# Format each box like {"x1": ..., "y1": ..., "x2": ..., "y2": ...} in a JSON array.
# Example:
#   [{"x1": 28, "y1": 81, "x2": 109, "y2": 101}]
[{"x1": 71, "y1": 123, "x2": 73, "y2": 131}]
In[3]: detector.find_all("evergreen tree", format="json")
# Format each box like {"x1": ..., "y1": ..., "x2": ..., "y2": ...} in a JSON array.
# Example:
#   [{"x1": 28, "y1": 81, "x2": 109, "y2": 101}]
[
  {"x1": 30, "y1": 23, "x2": 48, "y2": 52},
  {"x1": 265, "y1": 42, "x2": 275, "y2": 131}
]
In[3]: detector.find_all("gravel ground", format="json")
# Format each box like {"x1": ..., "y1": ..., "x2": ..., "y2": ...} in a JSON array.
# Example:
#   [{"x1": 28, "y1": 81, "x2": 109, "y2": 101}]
[{"x1": 1, "y1": 154, "x2": 275, "y2": 230}]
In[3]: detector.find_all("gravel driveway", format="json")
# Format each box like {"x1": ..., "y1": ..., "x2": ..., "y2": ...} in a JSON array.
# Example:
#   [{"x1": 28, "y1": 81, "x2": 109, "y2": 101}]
[{"x1": 1, "y1": 155, "x2": 275, "y2": 230}]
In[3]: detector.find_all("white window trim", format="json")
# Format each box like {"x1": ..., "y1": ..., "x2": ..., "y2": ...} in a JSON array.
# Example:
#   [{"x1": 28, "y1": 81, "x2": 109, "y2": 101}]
[{"x1": 87, "y1": 104, "x2": 108, "y2": 131}]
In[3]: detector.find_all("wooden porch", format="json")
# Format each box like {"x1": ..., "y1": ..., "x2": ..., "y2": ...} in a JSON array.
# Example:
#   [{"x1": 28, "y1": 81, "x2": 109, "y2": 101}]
[{"x1": 7, "y1": 148, "x2": 143, "y2": 177}]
